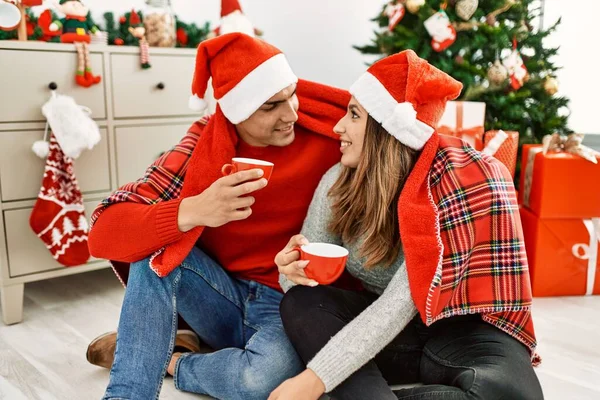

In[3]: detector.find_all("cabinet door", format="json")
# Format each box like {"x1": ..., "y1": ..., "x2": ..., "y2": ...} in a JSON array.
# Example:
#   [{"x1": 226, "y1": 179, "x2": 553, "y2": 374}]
[
  {"x1": 115, "y1": 124, "x2": 190, "y2": 186},
  {"x1": 5, "y1": 200, "x2": 101, "y2": 277},
  {"x1": 0, "y1": 49, "x2": 106, "y2": 122},
  {"x1": 111, "y1": 54, "x2": 196, "y2": 119},
  {"x1": 0, "y1": 129, "x2": 110, "y2": 202}
]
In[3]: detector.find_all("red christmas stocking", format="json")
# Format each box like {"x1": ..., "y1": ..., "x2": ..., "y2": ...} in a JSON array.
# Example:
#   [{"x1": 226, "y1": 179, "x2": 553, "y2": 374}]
[{"x1": 29, "y1": 133, "x2": 90, "y2": 266}]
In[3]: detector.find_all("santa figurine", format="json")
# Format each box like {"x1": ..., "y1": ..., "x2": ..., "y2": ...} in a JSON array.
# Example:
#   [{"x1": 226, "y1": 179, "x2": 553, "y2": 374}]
[
  {"x1": 50, "y1": 0, "x2": 103, "y2": 87},
  {"x1": 424, "y1": 10, "x2": 456, "y2": 52},
  {"x1": 208, "y1": 0, "x2": 262, "y2": 39},
  {"x1": 502, "y1": 49, "x2": 528, "y2": 90}
]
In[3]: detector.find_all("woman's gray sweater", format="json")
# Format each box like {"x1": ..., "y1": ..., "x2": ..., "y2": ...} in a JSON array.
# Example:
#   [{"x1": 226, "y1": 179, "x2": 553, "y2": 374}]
[{"x1": 279, "y1": 164, "x2": 418, "y2": 392}]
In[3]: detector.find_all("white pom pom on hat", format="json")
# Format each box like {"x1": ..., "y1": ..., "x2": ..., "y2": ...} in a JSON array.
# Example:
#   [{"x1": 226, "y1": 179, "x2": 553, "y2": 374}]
[{"x1": 188, "y1": 94, "x2": 208, "y2": 112}]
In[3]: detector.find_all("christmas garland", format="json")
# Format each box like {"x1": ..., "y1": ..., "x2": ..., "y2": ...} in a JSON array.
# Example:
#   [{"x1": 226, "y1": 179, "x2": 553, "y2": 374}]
[
  {"x1": 103, "y1": 11, "x2": 211, "y2": 48},
  {"x1": 0, "y1": 8, "x2": 62, "y2": 42},
  {"x1": 0, "y1": 9, "x2": 211, "y2": 48}
]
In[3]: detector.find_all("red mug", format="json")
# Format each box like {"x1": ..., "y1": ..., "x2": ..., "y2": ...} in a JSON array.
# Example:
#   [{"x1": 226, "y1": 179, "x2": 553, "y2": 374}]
[
  {"x1": 221, "y1": 157, "x2": 274, "y2": 181},
  {"x1": 293, "y1": 243, "x2": 348, "y2": 285}
]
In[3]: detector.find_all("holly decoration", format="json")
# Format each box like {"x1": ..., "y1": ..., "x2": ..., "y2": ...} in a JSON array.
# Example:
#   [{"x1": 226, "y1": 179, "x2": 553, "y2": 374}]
[
  {"x1": 103, "y1": 10, "x2": 143, "y2": 46},
  {"x1": 175, "y1": 19, "x2": 211, "y2": 48},
  {"x1": 100, "y1": 11, "x2": 210, "y2": 48}
]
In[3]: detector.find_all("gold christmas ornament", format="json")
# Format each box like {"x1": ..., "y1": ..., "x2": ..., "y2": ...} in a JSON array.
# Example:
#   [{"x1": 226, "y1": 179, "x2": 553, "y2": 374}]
[
  {"x1": 406, "y1": 0, "x2": 425, "y2": 14},
  {"x1": 487, "y1": 60, "x2": 509, "y2": 86},
  {"x1": 456, "y1": 0, "x2": 478, "y2": 21},
  {"x1": 544, "y1": 77, "x2": 559, "y2": 95}
]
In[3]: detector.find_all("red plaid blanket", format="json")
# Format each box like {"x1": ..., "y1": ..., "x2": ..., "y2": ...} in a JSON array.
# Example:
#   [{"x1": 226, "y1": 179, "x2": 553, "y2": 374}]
[{"x1": 400, "y1": 133, "x2": 537, "y2": 361}]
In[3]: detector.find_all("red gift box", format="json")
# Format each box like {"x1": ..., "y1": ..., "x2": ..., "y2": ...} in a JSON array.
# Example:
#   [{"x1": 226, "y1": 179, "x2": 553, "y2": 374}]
[
  {"x1": 519, "y1": 144, "x2": 600, "y2": 219},
  {"x1": 437, "y1": 101, "x2": 485, "y2": 150},
  {"x1": 520, "y1": 207, "x2": 600, "y2": 297},
  {"x1": 483, "y1": 130, "x2": 519, "y2": 178}
]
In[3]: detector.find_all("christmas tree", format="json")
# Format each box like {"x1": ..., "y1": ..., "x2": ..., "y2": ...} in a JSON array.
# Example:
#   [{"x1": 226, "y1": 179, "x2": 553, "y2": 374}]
[
  {"x1": 356, "y1": 0, "x2": 571, "y2": 155},
  {"x1": 63, "y1": 217, "x2": 75, "y2": 236}
]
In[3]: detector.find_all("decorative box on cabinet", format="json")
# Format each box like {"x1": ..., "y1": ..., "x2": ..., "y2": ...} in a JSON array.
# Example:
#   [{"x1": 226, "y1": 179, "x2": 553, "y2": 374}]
[{"x1": 0, "y1": 41, "x2": 200, "y2": 325}]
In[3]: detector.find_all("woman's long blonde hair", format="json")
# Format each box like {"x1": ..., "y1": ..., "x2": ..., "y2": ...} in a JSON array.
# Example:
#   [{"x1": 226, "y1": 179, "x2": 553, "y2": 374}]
[{"x1": 328, "y1": 115, "x2": 419, "y2": 268}]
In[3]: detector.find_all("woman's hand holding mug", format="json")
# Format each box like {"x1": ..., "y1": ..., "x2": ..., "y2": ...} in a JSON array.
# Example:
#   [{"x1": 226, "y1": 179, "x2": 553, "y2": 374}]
[{"x1": 275, "y1": 235, "x2": 319, "y2": 287}]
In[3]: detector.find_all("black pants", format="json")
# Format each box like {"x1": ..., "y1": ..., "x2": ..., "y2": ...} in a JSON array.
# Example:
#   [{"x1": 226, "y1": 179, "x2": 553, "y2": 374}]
[{"x1": 280, "y1": 285, "x2": 544, "y2": 400}]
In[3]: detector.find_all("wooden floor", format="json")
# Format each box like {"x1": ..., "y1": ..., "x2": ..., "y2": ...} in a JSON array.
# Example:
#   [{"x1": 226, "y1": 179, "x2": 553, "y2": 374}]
[{"x1": 0, "y1": 268, "x2": 599, "y2": 400}]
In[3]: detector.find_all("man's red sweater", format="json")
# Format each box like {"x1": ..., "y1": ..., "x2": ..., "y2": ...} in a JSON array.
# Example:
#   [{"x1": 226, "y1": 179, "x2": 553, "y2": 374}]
[{"x1": 88, "y1": 124, "x2": 341, "y2": 290}]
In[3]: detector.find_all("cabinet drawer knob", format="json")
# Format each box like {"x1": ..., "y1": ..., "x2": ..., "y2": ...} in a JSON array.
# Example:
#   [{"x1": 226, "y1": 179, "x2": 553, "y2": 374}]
[
  {"x1": 48, "y1": 82, "x2": 58, "y2": 90},
  {"x1": 156, "y1": 82, "x2": 165, "y2": 90}
]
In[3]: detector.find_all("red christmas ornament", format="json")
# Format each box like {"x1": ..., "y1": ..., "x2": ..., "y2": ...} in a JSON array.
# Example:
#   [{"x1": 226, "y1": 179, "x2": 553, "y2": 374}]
[
  {"x1": 177, "y1": 27, "x2": 188, "y2": 46},
  {"x1": 114, "y1": 38, "x2": 124, "y2": 45},
  {"x1": 119, "y1": 16, "x2": 126, "y2": 24}
]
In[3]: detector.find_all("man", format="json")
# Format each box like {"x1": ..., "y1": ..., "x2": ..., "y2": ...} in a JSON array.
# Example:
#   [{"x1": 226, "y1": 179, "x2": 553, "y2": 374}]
[{"x1": 87, "y1": 33, "x2": 350, "y2": 400}]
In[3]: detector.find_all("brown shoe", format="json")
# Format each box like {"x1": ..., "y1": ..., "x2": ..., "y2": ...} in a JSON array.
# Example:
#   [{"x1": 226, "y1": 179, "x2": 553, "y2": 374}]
[
  {"x1": 173, "y1": 329, "x2": 202, "y2": 353},
  {"x1": 86, "y1": 329, "x2": 202, "y2": 369},
  {"x1": 86, "y1": 331, "x2": 116, "y2": 369}
]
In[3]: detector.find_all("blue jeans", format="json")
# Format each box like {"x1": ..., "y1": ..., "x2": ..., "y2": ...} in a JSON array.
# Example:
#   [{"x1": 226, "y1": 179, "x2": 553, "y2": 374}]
[{"x1": 103, "y1": 247, "x2": 303, "y2": 400}]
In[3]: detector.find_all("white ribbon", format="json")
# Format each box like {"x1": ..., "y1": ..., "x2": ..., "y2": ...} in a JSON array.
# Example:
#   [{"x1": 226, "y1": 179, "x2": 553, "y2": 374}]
[
  {"x1": 522, "y1": 147, "x2": 543, "y2": 208},
  {"x1": 482, "y1": 130, "x2": 508, "y2": 157},
  {"x1": 572, "y1": 218, "x2": 600, "y2": 295}
]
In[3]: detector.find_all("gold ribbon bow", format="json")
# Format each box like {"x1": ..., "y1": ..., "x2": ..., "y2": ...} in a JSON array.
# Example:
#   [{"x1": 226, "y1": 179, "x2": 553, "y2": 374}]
[{"x1": 542, "y1": 133, "x2": 599, "y2": 164}]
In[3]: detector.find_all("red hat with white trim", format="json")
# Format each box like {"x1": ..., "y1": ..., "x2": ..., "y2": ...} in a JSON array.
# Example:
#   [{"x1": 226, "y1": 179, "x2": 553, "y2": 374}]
[
  {"x1": 221, "y1": 0, "x2": 243, "y2": 17},
  {"x1": 218, "y1": 0, "x2": 255, "y2": 37},
  {"x1": 349, "y1": 50, "x2": 462, "y2": 150},
  {"x1": 188, "y1": 33, "x2": 297, "y2": 124}
]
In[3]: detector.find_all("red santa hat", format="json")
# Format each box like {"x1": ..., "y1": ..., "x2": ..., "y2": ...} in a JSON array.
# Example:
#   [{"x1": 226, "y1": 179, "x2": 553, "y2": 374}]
[
  {"x1": 129, "y1": 9, "x2": 142, "y2": 27},
  {"x1": 189, "y1": 33, "x2": 297, "y2": 124},
  {"x1": 350, "y1": 50, "x2": 462, "y2": 150},
  {"x1": 218, "y1": 0, "x2": 256, "y2": 37},
  {"x1": 221, "y1": 0, "x2": 243, "y2": 17}
]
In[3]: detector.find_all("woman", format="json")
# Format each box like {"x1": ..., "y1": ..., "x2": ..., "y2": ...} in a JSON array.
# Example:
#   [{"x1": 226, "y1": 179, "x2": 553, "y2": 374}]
[{"x1": 269, "y1": 50, "x2": 543, "y2": 400}]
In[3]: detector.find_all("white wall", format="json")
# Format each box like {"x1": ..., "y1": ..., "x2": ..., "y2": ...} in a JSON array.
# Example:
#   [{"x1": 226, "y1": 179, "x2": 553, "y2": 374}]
[
  {"x1": 544, "y1": 0, "x2": 598, "y2": 133},
  {"x1": 32, "y1": 0, "x2": 597, "y2": 133}
]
